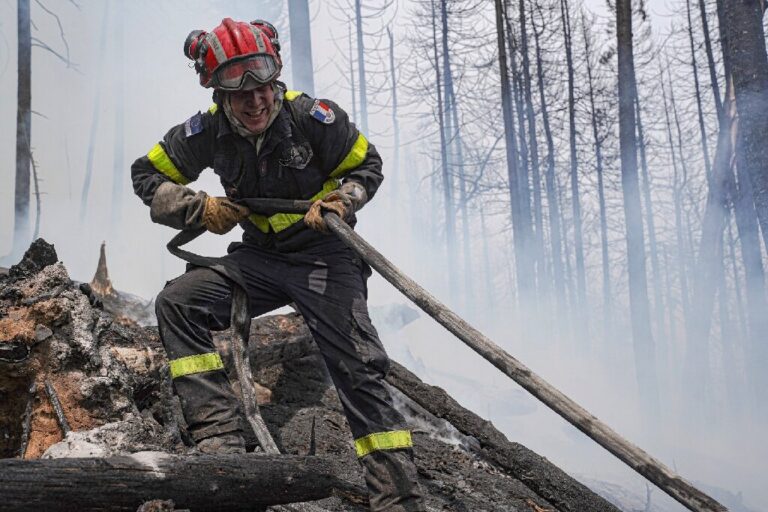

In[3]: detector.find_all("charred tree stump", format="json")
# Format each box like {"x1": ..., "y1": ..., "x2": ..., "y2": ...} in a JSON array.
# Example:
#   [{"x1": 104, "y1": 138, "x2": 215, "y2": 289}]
[{"x1": 0, "y1": 453, "x2": 355, "y2": 512}]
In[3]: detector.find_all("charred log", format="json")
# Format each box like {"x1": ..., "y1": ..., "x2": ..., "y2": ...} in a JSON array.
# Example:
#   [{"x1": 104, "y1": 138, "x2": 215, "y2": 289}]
[{"x1": 0, "y1": 453, "x2": 356, "y2": 511}]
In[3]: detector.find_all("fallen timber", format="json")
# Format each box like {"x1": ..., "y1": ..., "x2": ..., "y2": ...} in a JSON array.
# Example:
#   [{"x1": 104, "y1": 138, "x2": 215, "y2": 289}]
[{"x1": 0, "y1": 453, "x2": 359, "y2": 512}]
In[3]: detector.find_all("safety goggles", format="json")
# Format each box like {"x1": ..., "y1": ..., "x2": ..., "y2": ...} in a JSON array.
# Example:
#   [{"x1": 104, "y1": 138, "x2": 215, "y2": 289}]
[{"x1": 213, "y1": 54, "x2": 280, "y2": 91}]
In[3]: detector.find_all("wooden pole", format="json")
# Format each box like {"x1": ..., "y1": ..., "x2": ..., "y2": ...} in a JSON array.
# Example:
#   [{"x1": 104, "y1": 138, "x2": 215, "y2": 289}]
[{"x1": 322, "y1": 212, "x2": 728, "y2": 512}]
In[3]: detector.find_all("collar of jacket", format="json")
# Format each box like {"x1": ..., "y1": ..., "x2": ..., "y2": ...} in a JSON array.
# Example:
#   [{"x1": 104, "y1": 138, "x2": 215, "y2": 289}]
[{"x1": 214, "y1": 100, "x2": 293, "y2": 150}]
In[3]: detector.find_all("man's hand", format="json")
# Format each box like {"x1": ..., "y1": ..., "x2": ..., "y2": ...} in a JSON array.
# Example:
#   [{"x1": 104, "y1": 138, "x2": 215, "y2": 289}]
[
  {"x1": 202, "y1": 196, "x2": 251, "y2": 234},
  {"x1": 304, "y1": 190, "x2": 354, "y2": 233}
]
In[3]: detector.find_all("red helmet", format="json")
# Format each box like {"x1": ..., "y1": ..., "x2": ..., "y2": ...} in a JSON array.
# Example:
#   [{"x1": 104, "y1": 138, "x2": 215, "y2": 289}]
[{"x1": 184, "y1": 18, "x2": 282, "y2": 90}]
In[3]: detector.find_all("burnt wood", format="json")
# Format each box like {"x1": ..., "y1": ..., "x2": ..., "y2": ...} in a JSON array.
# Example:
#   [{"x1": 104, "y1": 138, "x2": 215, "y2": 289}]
[{"x1": 0, "y1": 453, "x2": 354, "y2": 512}]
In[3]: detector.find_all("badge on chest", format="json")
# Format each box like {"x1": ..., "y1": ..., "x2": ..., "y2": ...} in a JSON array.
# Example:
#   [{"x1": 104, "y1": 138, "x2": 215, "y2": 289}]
[{"x1": 280, "y1": 141, "x2": 313, "y2": 169}]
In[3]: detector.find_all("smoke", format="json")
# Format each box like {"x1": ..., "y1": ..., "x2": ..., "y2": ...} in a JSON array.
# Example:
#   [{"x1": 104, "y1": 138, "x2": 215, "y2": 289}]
[{"x1": 0, "y1": 1, "x2": 764, "y2": 510}]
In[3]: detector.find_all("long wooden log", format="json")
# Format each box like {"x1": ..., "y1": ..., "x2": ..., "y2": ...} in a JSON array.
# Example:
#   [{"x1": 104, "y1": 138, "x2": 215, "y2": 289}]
[
  {"x1": 0, "y1": 453, "x2": 356, "y2": 512},
  {"x1": 322, "y1": 212, "x2": 728, "y2": 512}
]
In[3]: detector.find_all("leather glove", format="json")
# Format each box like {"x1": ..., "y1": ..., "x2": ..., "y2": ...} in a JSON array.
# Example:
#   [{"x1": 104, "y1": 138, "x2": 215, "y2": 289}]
[
  {"x1": 202, "y1": 196, "x2": 251, "y2": 234},
  {"x1": 150, "y1": 182, "x2": 208, "y2": 230},
  {"x1": 304, "y1": 181, "x2": 368, "y2": 233}
]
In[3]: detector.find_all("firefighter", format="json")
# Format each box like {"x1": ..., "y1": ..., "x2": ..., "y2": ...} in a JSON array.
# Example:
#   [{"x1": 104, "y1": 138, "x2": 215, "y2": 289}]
[{"x1": 131, "y1": 18, "x2": 425, "y2": 511}]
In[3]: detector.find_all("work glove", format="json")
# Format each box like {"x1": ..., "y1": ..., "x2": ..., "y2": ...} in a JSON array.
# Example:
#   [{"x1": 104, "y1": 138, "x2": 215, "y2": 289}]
[
  {"x1": 202, "y1": 196, "x2": 251, "y2": 235},
  {"x1": 150, "y1": 182, "x2": 208, "y2": 230},
  {"x1": 304, "y1": 181, "x2": 367, "y2": 233}
]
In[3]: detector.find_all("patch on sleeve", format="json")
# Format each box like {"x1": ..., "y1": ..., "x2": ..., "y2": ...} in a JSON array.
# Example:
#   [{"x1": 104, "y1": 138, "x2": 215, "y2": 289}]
[
  {"x1": 184, "y1": 112, "x2": 204, "y2": 138},
  {"x1": 309, "y1": 100, "x2": 336, "y2": 125}
]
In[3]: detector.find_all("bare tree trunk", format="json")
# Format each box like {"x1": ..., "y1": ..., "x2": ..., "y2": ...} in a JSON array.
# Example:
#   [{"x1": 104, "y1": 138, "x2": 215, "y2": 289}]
[
  {"x1": 616, "y1": 0, "x2": 659, "y2": 415},
  {"x1": 110, "y1": 2, "x2": 125, "y2": 229},
  {"x1": 79, "y1": 2, "x2": 110, "y2": 223},
  {"x1": 697, "y1": 0, "x2": 723, "y2": 119},
  {"x1": 13, "y1": 0, "x2": 32, "y2": 257},
  {"x1": 561, "y1": 0, "x2": 587, "y2": 323},
  {"x1": 520, "y1": 0, "x2": 546, "y2": 301},
  {"x1": 288, "y1": 0, "x2": 315, "y2": 96},
  {"x1": 495, "y1": 0, "x2": 534, "y2": 302},
  {"x1": 681, "y1": 74, "x2": 735, "y2": 421},
  {"x1": 354, "y1": 0, "x2": 368, "y2": 134},
  {"x1": 481, "y1": 206, "x2": 495, "y2": 316},
  {"x1": 722, "y1": 0, "x2": 768, "y2": 417},
  {"x1": 635, "y1": 98, "x2": 665, "y2": 342},
  {"x1": 687, "y1": 0, "x2": 713, "y2": 180},
  {"x1": 440, "y1": 0, "x2": 461, "y2": 301},
  {"x1": 505, "y1": 11, "x2": 535, "y2": 306},
  {"x1": 663, "y1": 245, "x2": 677, "y2": 343},
  {"x1": 347, "y1": 23, "x2": 357, "y2": 121},
  {"x1": 431, "y1": 0, "x2": 457, "y2": 291},
  {"x1": 387, "y1": 27, "x2": 400, "y2": 204},
  {"x1": 582, "y1": 14, "x2": 612, "y2": 340},
  {"x1": 660, "y1": 67, "x2": 692, "y2": 341},
  {"x1": 726, "y1": 220, "x2": 747, "y2": 343},
  {"x1": 532, "y1": 2, "x2": 566, "y2": 318}
]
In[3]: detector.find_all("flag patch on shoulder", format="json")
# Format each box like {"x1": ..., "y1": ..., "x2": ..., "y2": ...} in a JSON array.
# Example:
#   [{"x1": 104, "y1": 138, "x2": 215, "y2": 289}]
[
  {"x1": 184, "y1": 112, "x2": 204, "y2": 137},
  {"x1": 309, "y1": 100, "x2": 336, "y2": 124}
]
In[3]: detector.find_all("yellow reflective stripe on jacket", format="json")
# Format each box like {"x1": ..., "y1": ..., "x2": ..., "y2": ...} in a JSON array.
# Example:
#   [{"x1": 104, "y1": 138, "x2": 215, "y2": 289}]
[
  {"x1": 208, "y1": 103, "x2": 218, "y2": 114},
  {"x1": 330, "y1": 133, "x2": 368, "y2": 179},
  {"x1": 169, "y1": 353, "x2": 224, "y2": 379},
  {"x1": 249, "y1": 178, "x2": 341, "y2": 234},
  {"x1": 354, "y1": 430, "x2": 413, "y2": 458},
  {"x1": 147, "y1": 143, "x2": 190, "y2": 185},
  {"x1": 284, "y1": 90, "x2": 303, "y2": 101}
]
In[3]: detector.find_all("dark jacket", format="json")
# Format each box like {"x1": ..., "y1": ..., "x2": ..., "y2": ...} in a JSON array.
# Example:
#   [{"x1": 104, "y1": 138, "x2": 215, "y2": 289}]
[{"x1": 131, "y1": 87, "x2": 383, "y2": 251}]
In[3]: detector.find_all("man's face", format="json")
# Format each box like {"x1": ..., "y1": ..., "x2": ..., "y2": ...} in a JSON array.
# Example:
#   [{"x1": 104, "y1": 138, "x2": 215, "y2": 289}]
[{"x1": 228, "y1": 82, "x2": 276, "y2": 134}]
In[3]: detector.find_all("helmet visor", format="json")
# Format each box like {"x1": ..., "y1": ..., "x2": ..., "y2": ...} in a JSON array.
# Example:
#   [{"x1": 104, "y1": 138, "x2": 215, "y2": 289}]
[{"x1": 214, "y1": 55, "x2": 279, "y2": 91}]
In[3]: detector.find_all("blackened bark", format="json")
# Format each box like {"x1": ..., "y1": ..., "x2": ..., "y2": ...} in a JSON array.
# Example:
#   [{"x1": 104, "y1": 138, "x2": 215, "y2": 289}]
[
  {"x1": 582, "y1": 15, "x2": 612, "y2": 338},
  {"x1": 0, "y1": 454, "x2": 356, "y2": 511},
  {"x1": 13, "y1": 0, "x2": 32, "y2": 256},
  {"x1": 687, "y1": 0, "x2": 713, "y2": 179},
  {"x1": 111, "y1": 2, "x2": 125, "y2": 229},
  {"x1": 519, "y1": 0, "x2": 546, "y2": 299},
  {"x1": 561, "y1": 0, "x2": 587, "y2": 319},
  {"x1": 635, "y1": 98, "x2": 665, "y2": 342},
  {"x1": 531, "y1": 3, "x2": 566, "y2": 316},
  {"x1": 387, "y1": 27, "x2": 399, "y2": 203},
  {"x1": 496, "y1": 0, "x2": 534, "y2": 301},
  {"x1": 697, "y1": 0, "x2": 723, "y2": 118},
  {"x1": 354, "y1": 0, "x2": 368, "y2": 134},
  {"x1": 431, "y1": 0, "x2": 457, "y2": 295},
  {"x1": 288, "y1": 0, "x2": 316, "y2": 96},
  {"x1": 722, "y1": 0, "x2": 768, "y2": 416},
  {"x1": 616, "y1": 0, "x2": 659, "y2": 414}
]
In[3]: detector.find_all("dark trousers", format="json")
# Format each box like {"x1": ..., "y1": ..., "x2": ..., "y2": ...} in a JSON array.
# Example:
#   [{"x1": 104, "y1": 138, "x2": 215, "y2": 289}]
[{"x1": 155, "y1": 238, "x2": 424, "y2": 511}]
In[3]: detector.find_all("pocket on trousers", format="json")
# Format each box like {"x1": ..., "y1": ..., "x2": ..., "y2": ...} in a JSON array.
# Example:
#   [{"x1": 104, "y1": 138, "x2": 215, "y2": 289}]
[{"x1": 351, "y1": 302, "x2": 390, "y2": 375}]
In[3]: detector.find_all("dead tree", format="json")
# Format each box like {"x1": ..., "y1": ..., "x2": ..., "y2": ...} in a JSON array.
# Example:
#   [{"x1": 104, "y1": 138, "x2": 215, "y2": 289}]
[
  {"x1": 616, "y1": 0, "x2": 659, "y2": 416},
  {"x1": 13, "y1": 0, "x2": 32, "y2": 259},
  {"x1": 496, "y1": 0, "x2": 535, "y2": 303},
  {"x1": 581, "y1": 12, "x2": 612, "y2": 340},
  {"x1": 531, "y1": 1, "x2": 567, "y2": 322},
  {"x1": 288, "y1": 0, "x2": 316, "y2": 96},
  {"x1": 560, "y1": 0, "x2": 587, "y2": 321},
  {"x1": 721, "y1": 0, "x2": 768, "y2": 418}
]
